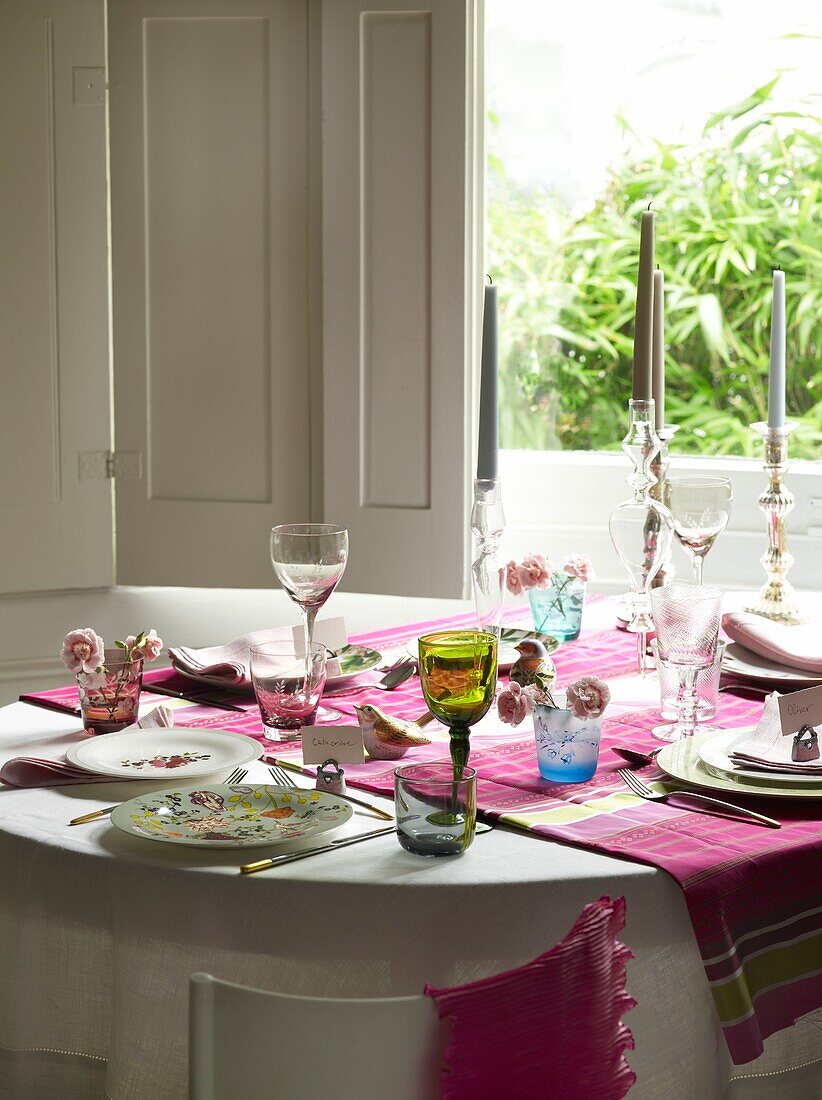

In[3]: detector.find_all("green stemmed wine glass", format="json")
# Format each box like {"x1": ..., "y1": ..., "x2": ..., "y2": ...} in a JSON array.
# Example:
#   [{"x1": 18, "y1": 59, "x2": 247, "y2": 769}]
[{"x1": 418, "y1": 630, "x2": 498, "y2": 780}]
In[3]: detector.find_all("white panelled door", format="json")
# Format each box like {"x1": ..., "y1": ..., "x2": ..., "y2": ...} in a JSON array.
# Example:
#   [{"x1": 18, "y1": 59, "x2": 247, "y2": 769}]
[
  {"x1": 108, "y1": 0, "x2": 312, "y2": 588},
  {"x1": 0, "y1": 0, "x2": 113, "y2": 593},
  {"x1": 322, "y1": 0, "x2": 479, "y2": 598}
]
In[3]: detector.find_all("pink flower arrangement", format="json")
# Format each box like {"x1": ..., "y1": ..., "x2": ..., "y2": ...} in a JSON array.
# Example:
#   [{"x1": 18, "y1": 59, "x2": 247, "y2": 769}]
[
  {"x1": 565, "y1": 676, "x2": 611, "y2": 719},
  {"x1": 60, "y1": 626, "x2": 164, "y2": 675},
  {"x1": 60, "y1": 629, "x2": 105, "y2": 674},
  {"x1": 563, "y1": 554, "x2": 595, "y2": 583},
  {"x1": 505, "y1": 551, "x2": 594, "y2": 595},
  {"x1": 497, "y1": 681, "x2": 539, "y2": 726}
]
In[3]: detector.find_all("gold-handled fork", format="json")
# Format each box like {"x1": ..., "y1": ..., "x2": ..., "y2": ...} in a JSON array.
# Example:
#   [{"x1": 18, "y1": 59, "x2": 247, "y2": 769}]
[
  {"x1": 67, "y1": 766, "x2": 249, "y2": 826},
  {"x1": 268, "y1": 764, "x2": 393, "y2": 822},
  {"x1": 617, "y1": 767, "x2": 781, "y2": 828}
]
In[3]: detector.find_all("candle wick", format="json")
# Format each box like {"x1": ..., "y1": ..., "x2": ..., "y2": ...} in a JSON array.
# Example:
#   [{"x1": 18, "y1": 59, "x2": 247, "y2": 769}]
[
  {"x1": 647, "y1": 201, "x2": 653, "y2": 211},
  {"x1": 486, "y1": 274, "x2": 493, "y2": 285}
]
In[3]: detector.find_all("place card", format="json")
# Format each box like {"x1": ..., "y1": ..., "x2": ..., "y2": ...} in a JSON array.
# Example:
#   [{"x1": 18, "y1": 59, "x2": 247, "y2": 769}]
[
  {"x1": 301, "y1": 725, "x2": 365, "y2": 765},
  {"x1": 777, "y1": 684, "x2": 822, "y2": 737}
]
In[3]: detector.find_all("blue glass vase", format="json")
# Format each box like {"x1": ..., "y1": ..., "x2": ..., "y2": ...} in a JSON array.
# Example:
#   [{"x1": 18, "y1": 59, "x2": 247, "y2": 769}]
[
  {"x1": 528, "y1": 575, "x2": 586, "y2": 641},
  {"x1": 533, "y1": 703, "x2": 601, "y2": 783}
]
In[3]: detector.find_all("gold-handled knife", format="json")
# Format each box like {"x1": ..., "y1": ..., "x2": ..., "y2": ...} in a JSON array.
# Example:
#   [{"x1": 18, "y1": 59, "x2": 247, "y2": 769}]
[
  {"x1": 69, "y1": 805, "x2": 117, "y2": 826},
  {"x1": 240, "y1": 825, "x2": 396, "y2": 874}
]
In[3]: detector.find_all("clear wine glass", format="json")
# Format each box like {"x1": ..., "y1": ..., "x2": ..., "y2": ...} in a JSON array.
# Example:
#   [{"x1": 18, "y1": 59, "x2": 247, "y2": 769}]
[
  {"x1": 667, "y1": 476, "x2": 732, "y2": 586},
  {"x1": 650, "y1": 583, "x2": 722, "y2": 742},
  {"x1": 269, "y1": 523, "x2": 349, "y2": 654}
]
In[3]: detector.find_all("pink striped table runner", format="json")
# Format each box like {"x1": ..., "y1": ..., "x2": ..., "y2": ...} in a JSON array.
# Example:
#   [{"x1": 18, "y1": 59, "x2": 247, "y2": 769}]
[{"x1": 20, "y1": 600, "x2": 822, "y2": 1063}]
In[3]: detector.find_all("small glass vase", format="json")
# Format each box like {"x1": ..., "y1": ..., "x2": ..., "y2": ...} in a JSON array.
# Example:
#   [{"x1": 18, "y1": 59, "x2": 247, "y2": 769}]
[
  {"x1": 528, "y1": 574, "x2": 586, "y2": 641},
  {"x1": 533, "y1": 702, "x2": 601, "y2": 783},
  {"x1": 76, "y1": 649, "x2": 143, "y2": 735}
]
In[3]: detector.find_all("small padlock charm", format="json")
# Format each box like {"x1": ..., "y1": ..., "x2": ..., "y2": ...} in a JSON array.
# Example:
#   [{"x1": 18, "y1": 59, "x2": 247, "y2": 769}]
[{"x1": 316, "y1": 758, "x2": 346, "y2": 796}]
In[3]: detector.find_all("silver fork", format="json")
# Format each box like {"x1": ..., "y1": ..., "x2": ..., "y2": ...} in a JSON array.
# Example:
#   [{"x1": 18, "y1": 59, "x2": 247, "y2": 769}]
[
  {"x1": 268, "y1": 765, "x2": 393, "y2": 821},
  {"x1": 225, "y1": 767, "x2": 248, "y2": 785},
  {"x1": 617, "y1": 767, "x2": 780, "y2": 828}
]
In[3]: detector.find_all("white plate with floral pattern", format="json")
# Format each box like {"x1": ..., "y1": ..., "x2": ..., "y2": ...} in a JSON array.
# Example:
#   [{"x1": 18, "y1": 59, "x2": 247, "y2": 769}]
[
  {"x1": 65, "y1": 727, "x2": 263, "y2": 780},
  {"x1": 111, "y1": 784, "x2": 354, "y2": 847}
]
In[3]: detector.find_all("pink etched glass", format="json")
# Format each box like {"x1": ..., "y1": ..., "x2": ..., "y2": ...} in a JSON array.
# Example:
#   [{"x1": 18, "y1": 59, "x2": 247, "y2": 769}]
[{"x1": 76, "y1": 648, "x2": 143, "y2": 735}]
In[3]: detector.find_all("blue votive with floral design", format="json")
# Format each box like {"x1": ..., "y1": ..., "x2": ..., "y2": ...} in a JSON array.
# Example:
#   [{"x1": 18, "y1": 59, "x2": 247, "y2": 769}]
[
  {"x1": 528, "y1": 574, "x2": 586, "y2": 642},
  {"x1": 533, "y1": 703, "x2": 601, "y2": 783}
]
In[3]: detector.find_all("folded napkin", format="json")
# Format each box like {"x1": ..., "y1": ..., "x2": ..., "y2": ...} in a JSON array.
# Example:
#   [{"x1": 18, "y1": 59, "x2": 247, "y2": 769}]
[
  {"x1": 722, "y1": 612, "x2": 822, "y2": 675},
  {"x1": 729, "y1": 693, "x2": 822, "y2": 775},
  {"x1": 0, "y1": 705, "x2": 175, "y2": 788},
  {"x1": 169, "y1": 619, "x2": 347, "y2": 686}
]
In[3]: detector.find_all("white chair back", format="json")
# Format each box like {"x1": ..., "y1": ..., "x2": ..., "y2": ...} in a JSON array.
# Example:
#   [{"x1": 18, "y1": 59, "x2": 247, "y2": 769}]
[{"x1": 189, "y1": 973, "x2": 445, "y2": 1100}]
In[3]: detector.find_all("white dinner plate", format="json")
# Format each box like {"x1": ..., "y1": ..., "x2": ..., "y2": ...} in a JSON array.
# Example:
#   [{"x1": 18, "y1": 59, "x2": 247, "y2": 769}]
[
  {"x1": 111, "y1": 783, "x2": 354, "y2": 848},
  {"x1": 657, "y1": 731, "x2": 822, "y2": 800},
  {"x1": 697, "y1": 728, "x2": 822, "y2": 787},
  {"x1": 722, "y1": 642, "x2": 822, "y2": 686},
  {"x1": 66, "y1": 727, "x2": 263, "y2": 780},
  {"x1": 176, "y1": 644, "x2": 383, "y2": 693}
]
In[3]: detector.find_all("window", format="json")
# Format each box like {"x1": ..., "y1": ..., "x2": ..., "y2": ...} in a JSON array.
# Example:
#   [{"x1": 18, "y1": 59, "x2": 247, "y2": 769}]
[
  {"x1": 487, "y1": 0, "x2": 821, "y2": 592},
  {"x1": 486, "y1": 0, "x2": 821, "y2": 458}
]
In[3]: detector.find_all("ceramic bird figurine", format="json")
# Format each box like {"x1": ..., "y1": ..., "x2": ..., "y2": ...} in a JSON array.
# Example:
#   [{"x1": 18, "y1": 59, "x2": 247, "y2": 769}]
[
  {"x1": 353, "y1": 704, "x2": 432, "y2": 761},
  {"x1": 509, "y1": 639, "x2": 556, "y2": 694}
]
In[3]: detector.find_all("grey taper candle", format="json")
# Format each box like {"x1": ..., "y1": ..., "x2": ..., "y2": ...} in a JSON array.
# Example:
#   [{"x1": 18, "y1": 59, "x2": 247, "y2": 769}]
[
  {"x1": 652, "y1": 268, "x2": 665, "y2": 431},
  {"x1": 632, "y1": 209, "x2": 655, "y2": 402},
  {"x1": 477, "y1": 284, "x2": 499, "y2": 480}
]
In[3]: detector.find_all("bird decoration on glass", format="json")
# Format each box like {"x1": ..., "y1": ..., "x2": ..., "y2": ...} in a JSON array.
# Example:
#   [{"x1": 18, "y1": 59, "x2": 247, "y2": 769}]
[
  {"x1": 508, "y1": 640, "x2": 557, "y2": 694},
  {"x1": 353, "y1": 704, "x2": 432, "y2": 761}
]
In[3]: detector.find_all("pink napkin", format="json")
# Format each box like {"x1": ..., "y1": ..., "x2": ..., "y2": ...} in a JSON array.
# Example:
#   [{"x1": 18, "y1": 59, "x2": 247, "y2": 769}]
[
  {"x1": 723, "y1": 612, "x2": 822, "y2": 675},
  {"x1": 424, "y1": 896, "x2": 636, "y2": 1100},
  {"x1": 0, "y1": 705, "x2": 174, "y2": 788},
  {"x1": 729, "y1": 693, "x2": 822, "y2": 775},
  {"x1": 169, "y1": 629, "x2": 292, "y2": 685},
  {"x1": 169, "y1": 622, "x2": 346, "y2": 685}
]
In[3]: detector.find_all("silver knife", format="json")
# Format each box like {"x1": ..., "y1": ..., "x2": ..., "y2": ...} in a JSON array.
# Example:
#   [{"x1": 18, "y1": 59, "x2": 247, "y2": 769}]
[{"x1": 240, "y1": 825, "x2": 396, "y2": 874}]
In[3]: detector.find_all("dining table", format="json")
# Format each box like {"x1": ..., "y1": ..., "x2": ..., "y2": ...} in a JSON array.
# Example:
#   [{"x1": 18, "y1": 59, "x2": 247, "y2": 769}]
[{"x1": 0, "y1": 596, "x2": 820, "y2": 1100}]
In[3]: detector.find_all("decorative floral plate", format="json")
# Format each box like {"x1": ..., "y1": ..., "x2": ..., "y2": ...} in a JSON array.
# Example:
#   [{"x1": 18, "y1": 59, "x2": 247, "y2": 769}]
[
  {"x1": 110, "y1": 784, "x2": 354, "y2": 847},
  {"x1": 65, "y1": 728, "x2": 263, "y2": 779}
]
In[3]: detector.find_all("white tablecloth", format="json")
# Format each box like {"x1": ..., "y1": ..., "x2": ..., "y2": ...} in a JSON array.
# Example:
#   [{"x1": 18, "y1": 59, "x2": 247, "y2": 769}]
[{"x1": 1, "y1": 604, "x2": 821, "y2": 1098}]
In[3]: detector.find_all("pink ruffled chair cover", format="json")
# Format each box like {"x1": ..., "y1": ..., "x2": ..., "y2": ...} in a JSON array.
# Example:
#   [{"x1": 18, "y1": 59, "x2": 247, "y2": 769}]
[{"x1": 424, "y1": 896, "x2": 636, "y2": 1100}]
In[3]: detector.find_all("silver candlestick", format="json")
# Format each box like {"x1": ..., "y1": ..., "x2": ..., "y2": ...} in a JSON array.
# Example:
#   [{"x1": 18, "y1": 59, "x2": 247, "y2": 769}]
[
  {"x1": 609, "y1": 399, "x2": 675, "y2": 675},
  {"x1": 746, "y1": 421, "x2": 805, "y2": 624},
  {"x1": 649, "y1": 423, "x2": 680, "y2": 588},
  {"x1": 471, "y1": 477, "x2": 505, "y2": 638}
]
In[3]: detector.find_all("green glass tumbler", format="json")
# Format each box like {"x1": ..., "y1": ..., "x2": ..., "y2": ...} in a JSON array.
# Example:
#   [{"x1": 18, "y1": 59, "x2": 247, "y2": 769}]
[{"x1": 418, "y1": 630, "x2": 498, "y2": 779}]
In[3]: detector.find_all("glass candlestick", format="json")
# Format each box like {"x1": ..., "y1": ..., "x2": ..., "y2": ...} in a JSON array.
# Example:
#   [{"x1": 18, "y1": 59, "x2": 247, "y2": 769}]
[
  {"x1": 609, "y1": 399, "x2": 675, "y2": 674},
  {"x1": 649, "y1": 424, "x2": 679, "y2": 589},
  {"x1": 745, "y1": 421, "x2": 805, "y2": 624},
  {"x1": 471, "y1": 478, "x2": 505, "y2": 638}
]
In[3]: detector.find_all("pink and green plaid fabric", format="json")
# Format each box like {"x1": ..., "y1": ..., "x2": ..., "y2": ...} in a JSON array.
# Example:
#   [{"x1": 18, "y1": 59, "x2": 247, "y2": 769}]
[{"x1": 22, "y1": 600, "x2": 822, "y2": 1064}]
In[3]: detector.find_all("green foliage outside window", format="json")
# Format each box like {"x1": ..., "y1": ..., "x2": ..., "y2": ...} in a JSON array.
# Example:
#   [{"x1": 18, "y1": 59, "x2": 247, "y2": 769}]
[{"x1": 488, "y1": 77, "x2": 822, "y2": 459}]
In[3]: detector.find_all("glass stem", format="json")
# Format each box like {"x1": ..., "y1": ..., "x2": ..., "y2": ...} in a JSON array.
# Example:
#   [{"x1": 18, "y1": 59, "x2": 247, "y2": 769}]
[
  {"x1": 637, "y1": 630, "x2": 647, "y2": 678},
  {"x1": 449, "y1": 725, "x2": 470, "y2": 819},
  {"x1": 676, "y1": 668, "x2": 699, "y2": 738},
  {"x1": 301, "y1": 605, "x2": 318, "y2": 652},
  {"x1": 693, "y1": 554, "x2": 704, "y2": 587}
]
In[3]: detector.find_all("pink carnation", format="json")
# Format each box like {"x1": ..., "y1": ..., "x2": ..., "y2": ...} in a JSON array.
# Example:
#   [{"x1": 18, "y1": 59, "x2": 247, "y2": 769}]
[
  {"x1": 497, "y1": 681, "x2": 538, "y2": 726},
  {"x1": 61, "y1": 628, "x2": 105, "y2": 674},
  {"x1": 505, "y1": 560, "x2": 524, "y2": 597},
  {"x1": 564, "y1": 554, "x2": 594, "y2": 582},
  {"x1": 566, "y1": 676, "x2": 611, "y2": 719},
  {"x1": 141, "y1": 629, "x2": 164, "y2": 662},
  {"x1": 518, "y1": 553, "x2": 555, "y2": 591}
]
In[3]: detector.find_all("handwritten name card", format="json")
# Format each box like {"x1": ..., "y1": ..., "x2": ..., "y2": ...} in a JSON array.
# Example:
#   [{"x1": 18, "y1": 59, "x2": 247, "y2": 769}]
[
  {"x1": 301, "y1": 725, "x2": 365, "y2": 765},
  {"x1": 777, "y1": 684, "x2": 822, "y2": 736}
]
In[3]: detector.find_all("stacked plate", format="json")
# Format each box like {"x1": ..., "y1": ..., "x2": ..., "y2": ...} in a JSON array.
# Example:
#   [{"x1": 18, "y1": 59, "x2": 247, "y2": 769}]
[
  {"x1": 722, "y1": 642, "x2": 822, "y2": 687},
  {"x1": 658, "y1": 729, "x2": 822, "y2": 801},
  {"x1": 66, "y1": 727, "x2": 263, "y2": 781}
]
